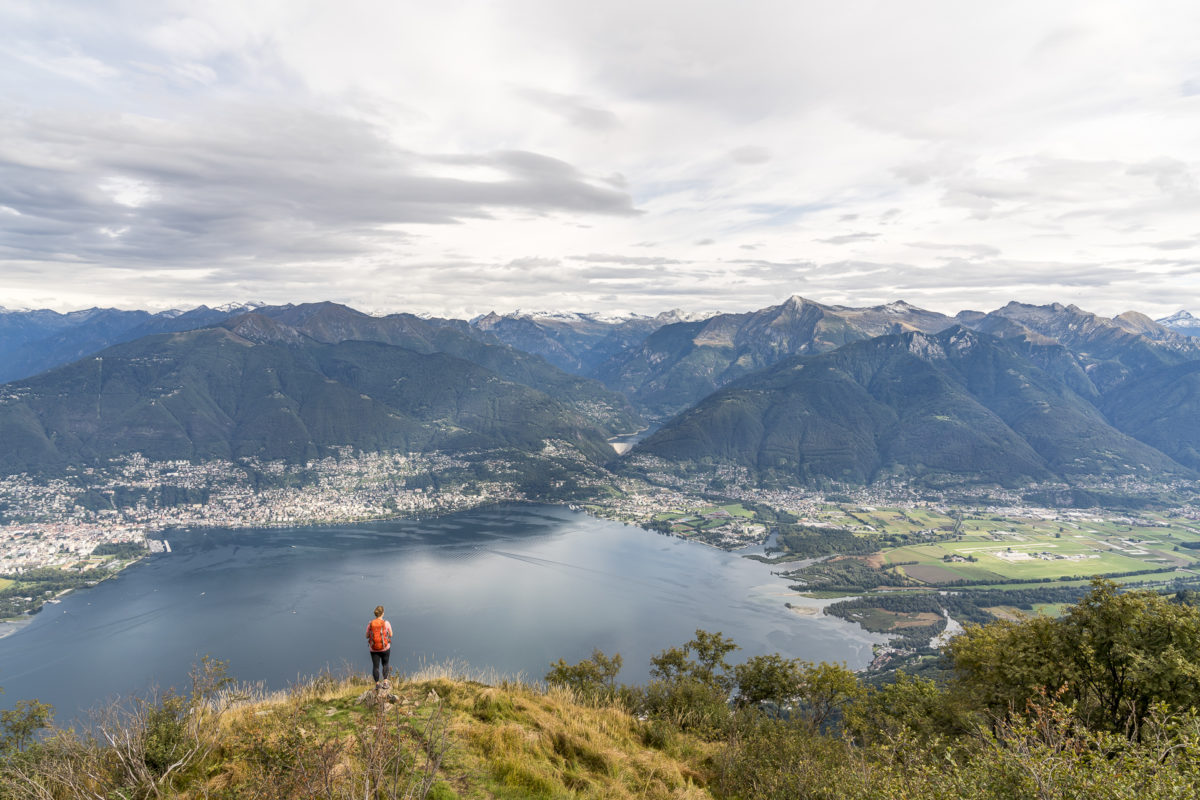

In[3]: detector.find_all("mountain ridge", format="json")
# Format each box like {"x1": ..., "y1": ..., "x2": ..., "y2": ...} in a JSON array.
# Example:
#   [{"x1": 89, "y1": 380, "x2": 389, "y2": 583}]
[
  {"x1": 0, "y1": 324, "x2": 618, "y2": 474},
  {"x1": 634, "y1": 326, "x2": 1193, "y2": 487}
]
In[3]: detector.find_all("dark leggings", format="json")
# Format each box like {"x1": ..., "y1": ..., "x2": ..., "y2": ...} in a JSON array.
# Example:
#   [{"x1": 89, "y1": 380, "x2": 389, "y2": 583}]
[{"x1": 370, "y1": 649, "x2": 391, "y2": 682}]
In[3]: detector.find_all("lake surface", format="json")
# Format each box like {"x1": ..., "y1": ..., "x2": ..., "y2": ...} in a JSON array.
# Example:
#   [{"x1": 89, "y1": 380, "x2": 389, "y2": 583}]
[{"x1": 0, "y1": 504, "x2": 881, "y2": 725}]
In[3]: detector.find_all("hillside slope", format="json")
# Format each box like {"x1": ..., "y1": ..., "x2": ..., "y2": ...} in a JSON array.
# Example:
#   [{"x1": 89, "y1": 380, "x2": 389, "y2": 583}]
[
  {"x1": 0, "y1": 304, "x2": 259, "y2": 384},
  {"x1": 0, "y1": 326, "x2": 615, "y2": 474},
  {"x1": 597, "y1": 296, "x2": 957, "y2": 419},
  {"x1": 635, "y1": 327, "x2": 1191, "y2": 487},
  {"x1": 247, "y1": 303, "x2": 642, "y2": 435}
]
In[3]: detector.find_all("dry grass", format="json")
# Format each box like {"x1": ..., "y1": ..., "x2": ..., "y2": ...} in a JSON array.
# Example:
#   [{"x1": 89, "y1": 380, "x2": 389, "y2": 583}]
[
  {"x1": 186, "y1": 669, "x2": 717, "y2": 799},
  {"x1": 1, "y1": 660, "x2": 717, "y2": 799}
]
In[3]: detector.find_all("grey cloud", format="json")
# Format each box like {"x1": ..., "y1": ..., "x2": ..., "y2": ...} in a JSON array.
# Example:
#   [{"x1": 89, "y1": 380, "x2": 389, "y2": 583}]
[
  {"x1": 730, "y1": 259, "x2": 871, "y2": 280},
  {"x1": 1126, "y1": 158, "x2": 1198, "y2": 196},
  {"x1": 568, "y1": 253, "x2": 682, "y2": 266},
  {"x1": 870, "y1": 259, "x2": 1143, "y2": 291},
  {"x1": 518, "y1": 88, "x2": 621, "y2": 131},
  {"x1": 579, "y1": 265, "x2": 689, "y2": 281},
  {"x1": 695, "y1": 238, "x2": 714, "y2": 245},
  {"x1": 0, "y1": 107, "x2": 637, "y2": 270},
  {"x1": 894, "y1": 163, "x2": 936, "y2": 185},
  {"x1": 1149, "y1": 239, "x2": 1196, "y2": 251},
  {"x1": 818, "y1": 232, "x2": 878, "y2": 245},
  {"x1": 1142, "y1": 258, "x2": 1200, "y2": 273},
  {"x1": 745, "y1": 202, "x2": 830, "y2": 225},
  {"x1": 941, "y1": 188, "x2": 997, "y2": 218},
  {"x1": 729, "y1": 257, "x2": 1149, "y2": 298},
  {"x1": 728, "y1": 146, "x2": 770, "y2": 164},
  {"x1": 906, "y1": 241, "x2": 1002, "y2": 259},
  {"x1": 932, "y1": 156, "x2": 1200, "y2": 228},
  {"x1": 507, "y1": 257, "x2": 561, "y2": 268},
  {"x1": 1030, "y1": 26, "x2": 1088, "y2": 60}
]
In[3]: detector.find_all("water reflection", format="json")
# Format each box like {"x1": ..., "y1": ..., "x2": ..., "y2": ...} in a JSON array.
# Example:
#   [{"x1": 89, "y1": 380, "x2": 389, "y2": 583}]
[{"x1": 0, "y1": 505, "x2": 882, "y2": 725}]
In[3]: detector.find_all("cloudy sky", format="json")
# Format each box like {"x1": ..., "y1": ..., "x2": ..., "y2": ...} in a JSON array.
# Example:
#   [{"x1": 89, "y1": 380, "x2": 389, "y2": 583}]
[{"x1": 3, "y1": 1, "x2": 1200, "y2": 318}]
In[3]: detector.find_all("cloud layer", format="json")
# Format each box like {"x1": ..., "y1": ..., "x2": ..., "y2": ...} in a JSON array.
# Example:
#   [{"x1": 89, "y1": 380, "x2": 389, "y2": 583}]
[{"x1": 2, "y1": 1, "x2": 1200, "y2": 318}]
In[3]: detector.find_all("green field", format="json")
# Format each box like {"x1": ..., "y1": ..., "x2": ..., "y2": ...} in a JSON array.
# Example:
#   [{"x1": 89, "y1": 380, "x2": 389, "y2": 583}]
[
  {"x1": 0, "y1": 577, "x2": 13, "y2": 591},
  {"x1": 653, "y1": 503, "x2": 755, "y2": 532},
  {"x1": 804, "y1": 508, "x2": 1200, "y2": 637},
  {"x1": 808, "y1": 506, "x2": 957, "y2": 534},
  {"x1": 879, "y1": 521, "x2": 1197, "y2": 585},
  {"x1": 833, "y1": 606, "x2": 942, "y2": 633},
  {"x1": 781, "y1": 505, "x2": 1200, "y2": 589}
]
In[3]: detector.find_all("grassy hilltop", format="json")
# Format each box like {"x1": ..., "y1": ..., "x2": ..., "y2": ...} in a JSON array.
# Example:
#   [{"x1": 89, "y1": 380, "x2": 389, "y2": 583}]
[{"x1": 5, "y1": 581, "x2": 1200, "y2": 799}]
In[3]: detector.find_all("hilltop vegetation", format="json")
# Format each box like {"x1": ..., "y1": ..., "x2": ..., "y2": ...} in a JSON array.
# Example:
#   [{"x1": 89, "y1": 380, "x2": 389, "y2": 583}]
[{"x1": 4, "y1": 582, "x2": 1200, "y2": 799}]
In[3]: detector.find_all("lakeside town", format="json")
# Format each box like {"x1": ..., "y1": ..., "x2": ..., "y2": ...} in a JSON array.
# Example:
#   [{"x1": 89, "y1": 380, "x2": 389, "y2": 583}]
[
  {"x1": 6, "y1": 447, "x2": 1200, "y2": 572},
  {"x1": 0, "y1": 447, "x2": 697, "y2": 572},
  {"x1": 4, "y1": 446, "x2": 1200, "y2": 626}
]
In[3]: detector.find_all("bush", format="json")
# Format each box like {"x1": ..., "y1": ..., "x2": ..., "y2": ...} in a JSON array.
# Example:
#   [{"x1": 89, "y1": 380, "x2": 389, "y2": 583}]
[
  {"x1": 544, "y1": 649, "x2": 623, "y2": 700},
  {"x1": 633, "y1": 677, "x2": 732, "y2": 735}
]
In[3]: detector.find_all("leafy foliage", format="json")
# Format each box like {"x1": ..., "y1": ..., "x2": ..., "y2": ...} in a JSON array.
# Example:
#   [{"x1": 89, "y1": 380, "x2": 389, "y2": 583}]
[
  {"x1": 948, "y1": 579, "x2": 1200, "y2": 734},
  {"x1": 544, "y1": 649, "x2": 623, "y2": 700}
]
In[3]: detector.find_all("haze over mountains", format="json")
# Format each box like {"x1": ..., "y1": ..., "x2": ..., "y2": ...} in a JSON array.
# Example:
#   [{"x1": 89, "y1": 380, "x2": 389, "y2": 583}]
[{"x1": 2, "y1": 298, "x2": 1199, "y2": 490}]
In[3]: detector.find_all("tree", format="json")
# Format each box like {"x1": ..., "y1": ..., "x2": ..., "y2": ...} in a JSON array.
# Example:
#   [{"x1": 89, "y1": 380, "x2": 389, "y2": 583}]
[
  {"x1": 948, "y1": 579, "x2": 1200, "y2": 735},
  {"x1": 0, "y1": 697, "x2": 52, "y2": 753},
  {"x1": 846, "y1": 671, "x2": 961, "y2": 745},
  {"x1": 649, "y1": 629, "x2": 738, "y2": 692},
  {"x1": 545, "y1": 649, "x2": 623, "y2": 698},
  {"x1": 734, "y1": 653, "x2": 803, "y2": 708},
  {"x1": 689, "y1": 630, "x2": 739, "y2": 691},
  {"x1": 1064, "y1": 579, "x2": 1200, "y2": 732},
  {"x1": 795, "y1": 662, "x2": 864, "y2": 731}
]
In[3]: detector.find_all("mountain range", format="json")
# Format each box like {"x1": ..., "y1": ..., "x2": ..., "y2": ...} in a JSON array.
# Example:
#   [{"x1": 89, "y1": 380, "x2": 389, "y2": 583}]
[
  {"x1": 2, "y1": 298, "x2": 1200, "y2": 491},
  {"x1": 637, "y1": 326, "x2": 1191, "y2": 486},
  {"x1": 0, "y1": 320, "x2": 617, "y2": 474}
]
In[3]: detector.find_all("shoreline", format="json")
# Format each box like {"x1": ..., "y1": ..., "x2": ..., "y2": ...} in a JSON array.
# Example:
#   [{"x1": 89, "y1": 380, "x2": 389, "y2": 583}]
[
  {"x1": 0, "y1": 615, "x2": 34, "y2": 640},
  {"x1": 0, "y1": 500, "x2": 771, "y2": 640}
]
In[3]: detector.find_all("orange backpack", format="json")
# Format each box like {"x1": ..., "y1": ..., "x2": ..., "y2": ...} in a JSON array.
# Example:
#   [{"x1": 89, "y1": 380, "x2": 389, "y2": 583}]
[{"x1": 368, "y1": 618, "x2": 391, "y2": 651}]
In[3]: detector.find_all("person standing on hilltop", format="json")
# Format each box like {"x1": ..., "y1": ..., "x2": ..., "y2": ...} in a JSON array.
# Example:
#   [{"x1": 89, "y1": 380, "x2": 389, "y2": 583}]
[{"x1": 366, "y1": 605, "x2": 393, "y2": 689}]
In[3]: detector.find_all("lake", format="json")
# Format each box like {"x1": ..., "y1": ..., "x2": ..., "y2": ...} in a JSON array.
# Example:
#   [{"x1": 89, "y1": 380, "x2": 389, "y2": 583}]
[{"x1": 0, "y1": 504, "x2": 882, "y2": 724}]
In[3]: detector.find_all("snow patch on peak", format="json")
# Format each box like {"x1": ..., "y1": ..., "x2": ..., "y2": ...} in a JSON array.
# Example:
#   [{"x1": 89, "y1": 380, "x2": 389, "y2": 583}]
[
  {"x1": 215, "y1": 301, "x2": 266, "y2": 313},
  {"x1": 655, "y1": 309, "x2": 719, "y2": 324},
  {"x1": 1157, "y1": 309, "x2": 1200, "y2": 336},
  {"x1": 1158, "y1": 310, "x2": 1199, "y2": 325}
]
